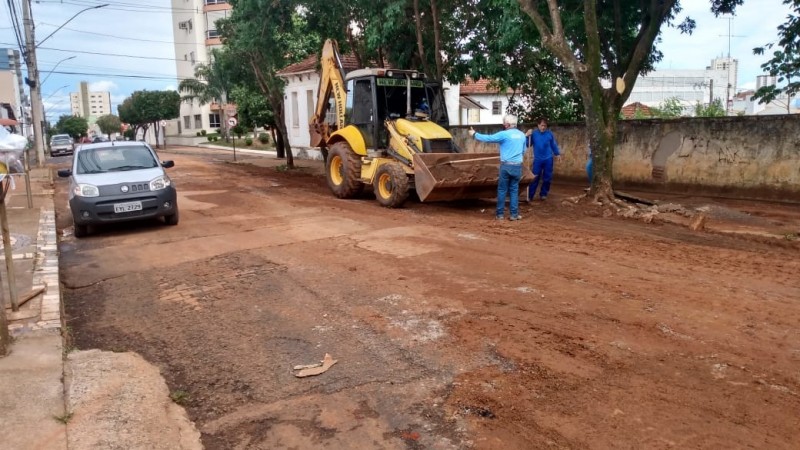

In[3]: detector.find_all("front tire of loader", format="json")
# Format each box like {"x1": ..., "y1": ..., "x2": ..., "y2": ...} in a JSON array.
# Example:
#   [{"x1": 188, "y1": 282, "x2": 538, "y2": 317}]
[
  {"x1": 327, "y1": 141, "x2": 363, "y2": 198},
  {"x1": 373, "y1": 162, "x2": 409, "y2": 208}
]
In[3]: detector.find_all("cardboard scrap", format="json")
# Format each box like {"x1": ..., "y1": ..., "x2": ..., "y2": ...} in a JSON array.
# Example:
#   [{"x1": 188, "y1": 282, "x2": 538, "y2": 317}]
[{"x1": 294, "y1": 353, "x2": 337, "y2": 378}]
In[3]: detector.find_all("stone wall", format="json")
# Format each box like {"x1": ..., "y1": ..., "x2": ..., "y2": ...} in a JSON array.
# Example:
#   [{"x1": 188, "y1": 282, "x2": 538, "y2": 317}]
[{"x1": 453, "y1": 114, "x2": 800, "y2": 200}]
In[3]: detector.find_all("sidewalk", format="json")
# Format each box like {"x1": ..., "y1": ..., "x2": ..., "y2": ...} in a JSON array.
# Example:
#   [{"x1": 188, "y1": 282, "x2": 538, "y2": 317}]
[{"x1": 0, "y1": 167, "x2": 66, "y2": 449}]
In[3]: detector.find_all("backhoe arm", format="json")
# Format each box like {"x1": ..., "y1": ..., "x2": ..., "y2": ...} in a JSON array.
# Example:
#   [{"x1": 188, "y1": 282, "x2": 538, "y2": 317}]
[{"x1": 309, "y1": 39, "x2": 347, "y2": 148}]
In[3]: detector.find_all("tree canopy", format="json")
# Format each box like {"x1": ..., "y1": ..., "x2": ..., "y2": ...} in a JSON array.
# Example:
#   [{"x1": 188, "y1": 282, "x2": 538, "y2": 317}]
[
  {"x1": 753, "y1": 0, "x2": 799, "y2": 111},
  {"x1": 55, "y1": 115, "x2": 88, "y2": 140},
  {"x1": 95, "y1": 114, "x2": 122, "y2": 139},
  {"x1": 118, "y1": 90, "x2": 180, "y2": 146}
]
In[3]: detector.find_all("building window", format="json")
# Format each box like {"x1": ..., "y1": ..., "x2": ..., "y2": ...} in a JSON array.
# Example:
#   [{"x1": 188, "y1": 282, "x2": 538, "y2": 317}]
[
  {"x1": 291, "y1": 91, "x2": 299, "y2": 128},
  {"x1": 491, "y1": 101, "x2": 502, "y2": 115},
  {"x1": 206, "y1": 30, "x2": 220, "y2": 39},
  {"x1": 306, "y1": 90, "x2": 314, "y2": 128},
  {"x1": 209, "y1": 113, "x2": 220, "y2": 128},
  {"x1": 183, "y1": 115, "x2": 191, "y2": 129},
  {"x1": 468, "y1": 108, "x2": 480, "y2": 124},
  {"x1": 204, "y1": 0, "x2": 227, "y2": 5},
  {"x1": 190, "y1": 51, "x2": 195, "y2": 64},
  {"x1": 194, "y1": 114, "x2": 202, "y2": 128}
]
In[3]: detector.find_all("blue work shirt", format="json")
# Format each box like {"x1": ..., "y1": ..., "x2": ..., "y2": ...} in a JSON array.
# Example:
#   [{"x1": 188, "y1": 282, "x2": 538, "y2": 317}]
[
  {"x1": 473, "y1": 128, "x2": 526, "y2": 164},
  {"x1": 526, "y1": 129, "x2": 561, "y2": 160}
]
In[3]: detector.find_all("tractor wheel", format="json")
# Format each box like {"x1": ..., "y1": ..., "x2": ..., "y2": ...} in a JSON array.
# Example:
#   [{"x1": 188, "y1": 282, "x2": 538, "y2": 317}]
[
  {"x1": 326, "y1": 141, "x2": 363, "y2": 198},
  {"x1": 373, "y1": 162, "x2": 409, "y2": 208}
]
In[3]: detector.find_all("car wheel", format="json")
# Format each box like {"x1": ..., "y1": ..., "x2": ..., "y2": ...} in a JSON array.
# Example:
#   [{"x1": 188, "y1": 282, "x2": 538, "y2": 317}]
[
  {"x1": 164, "y1": 207, "x2": 179, "y2": 225},
  {"x1": 74, "y1": 223, "x2": 89, "y2": 238}
]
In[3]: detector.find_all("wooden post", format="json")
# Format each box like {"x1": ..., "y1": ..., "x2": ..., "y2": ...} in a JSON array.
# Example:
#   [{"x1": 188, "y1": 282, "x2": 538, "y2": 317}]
[
  {"x1": 0, "y1": 191, "x2": 18, "y2": 312},
  {"x1": 0, "y1": 269, "x2": 9, "y2": 356}
]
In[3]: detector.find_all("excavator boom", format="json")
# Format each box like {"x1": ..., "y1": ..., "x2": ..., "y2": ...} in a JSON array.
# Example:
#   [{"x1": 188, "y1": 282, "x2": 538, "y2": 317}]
[{"x1": 309, "y1": 39, "x2": 347, "y2": 148}]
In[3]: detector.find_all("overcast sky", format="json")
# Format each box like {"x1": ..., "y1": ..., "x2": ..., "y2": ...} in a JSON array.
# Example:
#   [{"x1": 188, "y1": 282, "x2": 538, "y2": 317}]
[{"x1": 0, "y1": 0, "x2": 793, "y2": 122}]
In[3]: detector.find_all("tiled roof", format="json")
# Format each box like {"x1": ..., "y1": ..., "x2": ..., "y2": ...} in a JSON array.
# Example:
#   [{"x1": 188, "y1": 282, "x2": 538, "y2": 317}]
[
  {"x1": 278, "y1": 53, "x2": 375, "y2": 76},
  {"x1": 459, "y1": 78, "x2": 511, "y2": 94},
  {"x1": 621, "y1": 102, "x2": 655, "y2": 119}
]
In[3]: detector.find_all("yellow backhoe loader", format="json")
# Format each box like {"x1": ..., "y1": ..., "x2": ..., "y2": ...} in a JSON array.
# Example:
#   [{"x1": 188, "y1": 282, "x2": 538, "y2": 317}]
[{"x1": 309, "y1": 39, "x2": 534, "y2": 207}]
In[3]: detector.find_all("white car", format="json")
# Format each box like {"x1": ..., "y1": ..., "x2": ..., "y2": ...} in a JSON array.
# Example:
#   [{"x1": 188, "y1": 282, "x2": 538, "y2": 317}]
[
  {"x1": 57, "y1": 141, "x2": 178, "y2": 237},
  {"x1": 49, "y1": 134, "x2": 74, "y2": 157}
]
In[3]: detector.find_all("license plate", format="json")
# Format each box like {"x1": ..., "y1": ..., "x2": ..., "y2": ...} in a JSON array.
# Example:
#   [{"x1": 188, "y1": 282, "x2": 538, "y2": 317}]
[{"x1": 113, "y1": 201, "x2": 143, "y2": 213}]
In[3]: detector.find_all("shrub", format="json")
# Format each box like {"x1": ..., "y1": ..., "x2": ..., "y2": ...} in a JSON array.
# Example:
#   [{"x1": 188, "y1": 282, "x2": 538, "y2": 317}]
[
  {"x1": 245, "y1": 138, "x2": 253, "y2": 146},
  {"x1": 200, "y1": 129, "x2": 207, "y2": 136},
  {"x1": 196, "y1": 131, "x2": 201, "y2": 137},
  {"x1": 258, "y1": 133, "x2": 269, "y2": 144}
]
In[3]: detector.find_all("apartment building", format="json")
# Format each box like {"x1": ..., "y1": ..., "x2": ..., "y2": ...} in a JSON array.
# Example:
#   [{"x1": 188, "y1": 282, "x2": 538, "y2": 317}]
[
  {"x1": 171, "y1": 0, "x2": 232, "y2": 136},
  {"x1": 69, "y1": 81, "x2": 111, "y2": 118},
  {"x1": 0, "y1": 48, "x2": 29, "y2": 134}
]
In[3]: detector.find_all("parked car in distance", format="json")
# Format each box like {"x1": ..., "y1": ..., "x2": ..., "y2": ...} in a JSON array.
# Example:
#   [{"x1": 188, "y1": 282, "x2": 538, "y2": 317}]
[
  {"x1": 57, "y1": 141, "x2": 179, "y2": 237},
  {"x1": 92, "y1": 136, "x2": 109, "y2": 143},
  {"x1": 49, "y1": 134, "x2": 74, "y2": 157}
]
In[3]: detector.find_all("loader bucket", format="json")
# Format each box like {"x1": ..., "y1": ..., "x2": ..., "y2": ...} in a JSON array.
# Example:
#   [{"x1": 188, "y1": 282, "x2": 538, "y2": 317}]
[{"x1": 413, "y1": 153, "x2": 535, "y2": 202}]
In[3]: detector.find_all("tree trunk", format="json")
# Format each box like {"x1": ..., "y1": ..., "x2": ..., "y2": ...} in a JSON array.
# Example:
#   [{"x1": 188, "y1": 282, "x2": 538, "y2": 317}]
[
  {"x1": 429, "y1": 0, "x2": 444, "y2": 81},
  {"x1": 0, "y1": 281, "x2": 9, "y2": 356},
  {"x1": 413, "y1": 0, "x2": 431, "y2": 77},
  {"x1": 272, "y1": 95, "x2": 293, "y2": 168}
]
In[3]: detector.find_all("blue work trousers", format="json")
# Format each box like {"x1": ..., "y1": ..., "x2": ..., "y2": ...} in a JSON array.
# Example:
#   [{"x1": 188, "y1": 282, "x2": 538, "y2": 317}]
[
  {"x1": 586, "y1": 158, "x2": 593, "y2": 185},
  {"x1": 496, "y1": 163, "x2": 522, "y2": 218},
  {"x1": 529, "y1": 158, "x2": 554, "y2": 200}
]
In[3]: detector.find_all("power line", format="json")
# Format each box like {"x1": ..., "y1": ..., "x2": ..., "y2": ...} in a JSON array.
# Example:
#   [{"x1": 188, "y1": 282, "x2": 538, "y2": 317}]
[
  {"x1": 36, "y1": 22, "x2": 198, "y2": 45},
  {"x1": 0, "y1": 41, "x2": 206, "y2": 62},
  {"x1": 34, "y1": 0, "x2": 199, "y2": 13},
  {"x1": 44, "y1": 70, "x2": 193, "y2": 81}
]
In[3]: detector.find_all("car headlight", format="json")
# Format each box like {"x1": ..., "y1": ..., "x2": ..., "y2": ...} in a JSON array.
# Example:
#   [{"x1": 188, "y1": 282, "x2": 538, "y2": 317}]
[
  {"x1": 149, "y1": 175, "x2": 172, "y2": 191},
  {"x1": 74, "y1": 184, "x2": 99, "y2": 197}
]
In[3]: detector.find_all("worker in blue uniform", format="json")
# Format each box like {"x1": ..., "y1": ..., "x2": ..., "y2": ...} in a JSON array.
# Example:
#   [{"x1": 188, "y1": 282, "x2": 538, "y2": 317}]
[{"x1": 525, "y1": 118, "x2": 561, "y2": 201}]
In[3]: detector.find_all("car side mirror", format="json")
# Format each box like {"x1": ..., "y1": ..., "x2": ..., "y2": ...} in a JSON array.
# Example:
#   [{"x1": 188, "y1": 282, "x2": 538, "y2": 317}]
[
  {"x1": 57, "y1": 169, "x2": 72, "y2": 178},
  {"x1": 161, "y1": 160, "x2": 175, "y2": 168}
]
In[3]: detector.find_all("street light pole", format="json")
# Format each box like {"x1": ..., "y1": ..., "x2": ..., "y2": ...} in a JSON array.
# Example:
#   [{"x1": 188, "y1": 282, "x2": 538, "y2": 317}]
[
  {"x1": 21, "y1": 0, "x2": 46, "y2": 166},
  {"x1": 22, "y1": 1, "x2": 108, "y2": 166},
  {"x1": 36, "y1": 4, "x2": 110, "y2": 49},
  {"x1": 40, "y1": 56, "x2": 76, "y2": 86}
]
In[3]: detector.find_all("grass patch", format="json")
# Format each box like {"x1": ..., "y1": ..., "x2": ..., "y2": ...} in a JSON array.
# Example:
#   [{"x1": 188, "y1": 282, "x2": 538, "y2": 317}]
[
  {"x1": 54, "y1": 412, "x2": 73, "y2": 424},
  {"x1": 275, "y1": 164, "x2": 289, "y2": 173},
  {"x1": 170, "y1": 390, "x2": 190, "y2": 405}
]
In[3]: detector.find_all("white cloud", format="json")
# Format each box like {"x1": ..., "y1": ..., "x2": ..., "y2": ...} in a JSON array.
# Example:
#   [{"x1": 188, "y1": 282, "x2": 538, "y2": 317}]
[{"x1": 88, "y1": 80, "x2": 119, "y2": 93}]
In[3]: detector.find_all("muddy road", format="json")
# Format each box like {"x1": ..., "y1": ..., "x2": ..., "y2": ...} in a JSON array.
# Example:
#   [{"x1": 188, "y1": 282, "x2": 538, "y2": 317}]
[{"x1": 57, "y1": 148, "x2": 800, "y2": 449}]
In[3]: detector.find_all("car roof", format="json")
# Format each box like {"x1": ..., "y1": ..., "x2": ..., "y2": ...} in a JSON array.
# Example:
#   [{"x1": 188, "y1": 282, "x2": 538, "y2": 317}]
[{"x1": 75, "y1": 141, "x2": 152, "y2": 151}]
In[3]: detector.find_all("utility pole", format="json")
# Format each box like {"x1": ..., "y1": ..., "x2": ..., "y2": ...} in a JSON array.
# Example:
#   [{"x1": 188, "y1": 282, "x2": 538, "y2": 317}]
[
  {"x1": 22, "y1": 0, "x2": 46, "y2": 166},
  {"x1": 709, "y1": 79, "x2": 714, "y2": 104}
]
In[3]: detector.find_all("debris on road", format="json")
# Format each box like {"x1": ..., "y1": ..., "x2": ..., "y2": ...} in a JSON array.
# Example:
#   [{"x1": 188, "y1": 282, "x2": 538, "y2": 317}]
[{"x1": 294, "y1": 353, "x2": 337, "y2": 378}]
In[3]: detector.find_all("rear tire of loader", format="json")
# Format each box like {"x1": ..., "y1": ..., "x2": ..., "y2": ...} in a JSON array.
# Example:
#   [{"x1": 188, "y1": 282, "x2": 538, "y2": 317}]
[
  {"x1": 373, "y1": 162, "x2": 409, "y2": 208},
  {"x1": 327, "y1": 142, "x2": 363, "y2": 198}
]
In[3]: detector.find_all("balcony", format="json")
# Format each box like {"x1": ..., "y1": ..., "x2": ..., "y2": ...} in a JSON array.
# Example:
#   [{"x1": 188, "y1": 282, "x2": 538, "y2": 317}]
[
  {"x1": 205, "y1": 29, "x2": 221, "y2": 46},
  {"x1": 203, "y1": 0, "x2": 231, "y2": 12}
]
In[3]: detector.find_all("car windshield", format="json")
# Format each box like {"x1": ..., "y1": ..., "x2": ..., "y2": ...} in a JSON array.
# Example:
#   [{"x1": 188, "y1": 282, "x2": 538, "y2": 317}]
[
  {"x1": 53, "y1": 138, "x2": 71, "y2": 144},
  {"x1": 76, "y1": 145, "x2": 158, "y2": 174}
]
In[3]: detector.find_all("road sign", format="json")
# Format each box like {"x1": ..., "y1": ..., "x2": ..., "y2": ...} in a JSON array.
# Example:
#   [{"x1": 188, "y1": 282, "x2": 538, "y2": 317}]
[{"x1": 227, "y1": 117, "x2": 238, "y2": 127}]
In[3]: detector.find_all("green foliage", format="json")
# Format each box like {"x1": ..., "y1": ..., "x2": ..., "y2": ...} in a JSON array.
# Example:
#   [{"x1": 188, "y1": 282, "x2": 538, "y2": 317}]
[
  {"x1": 245, "y1": 137, "x2": 253, "y2": 146},
  {"x1": 178, "y1": 49, "x2": 231, "y2": 107},
  {"x1": 230, "y1": 85, "x2": 273, "y2": 129},
  {"x1": 169, "y1": 390, "x2": 190, "y2": 405},
  {"x1": 258, "y1": 132, "x2": 269, "y2": 144},
  {"x1": 95, "y1": 114, "x2": 122, "y2": 137},
  {"x1": 55, "y1": 115, "x2": 89, "y2": 140},
  {"x1": 694, "y1": 99, "x2": 727, "y2": 117},
  {"x1": 231, "y1": 124, "x2": 245, "y2": 139},
  {"x1": 200, "y1": 129, "x2": 207, "y2": 136},
  {"x1": 118, "y1": 90, "x2": 180, "y2": 127},
  {"x1": 653, "y1": 97, "x2": 685, "y2": 118},
  {"x1": 752, "y1": 0, "x2": 800, "y2": 106},
  {"x1": 123, "y1": 128, "x2": 134, "y2": 140}
]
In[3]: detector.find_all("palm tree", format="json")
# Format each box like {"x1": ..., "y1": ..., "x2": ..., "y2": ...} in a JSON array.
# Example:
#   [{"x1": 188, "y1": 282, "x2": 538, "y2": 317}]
[{"x1": 178, "y1": 49, "x2": 232, "y2": 140}]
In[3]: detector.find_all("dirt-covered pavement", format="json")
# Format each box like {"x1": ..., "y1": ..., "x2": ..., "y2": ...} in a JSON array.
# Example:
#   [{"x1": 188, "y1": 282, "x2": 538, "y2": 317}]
[{"x1": 57, "y1": 147, "x2": 800, "y2": 449}]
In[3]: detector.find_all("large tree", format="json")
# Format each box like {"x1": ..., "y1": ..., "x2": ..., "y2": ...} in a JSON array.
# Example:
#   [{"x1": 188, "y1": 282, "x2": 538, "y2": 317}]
[
  {"x1": 55, "y1": 115, "x2": 89, "y2": 140},
  {"x1": 118, "y1": 90, "x2": 180, "y2": 147},
  {"x1": 220, "y1": 0, "x2": 320, "y2": 168},
  {"x1": 95, "y1": 114, "x2": 122, "y2": 141},
  {"x1": 517, "y1": 0, "x2": 743, "y2": 203},
  {"x1": 753, "y1": 0, "x2": 799, "y2": 112}
]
